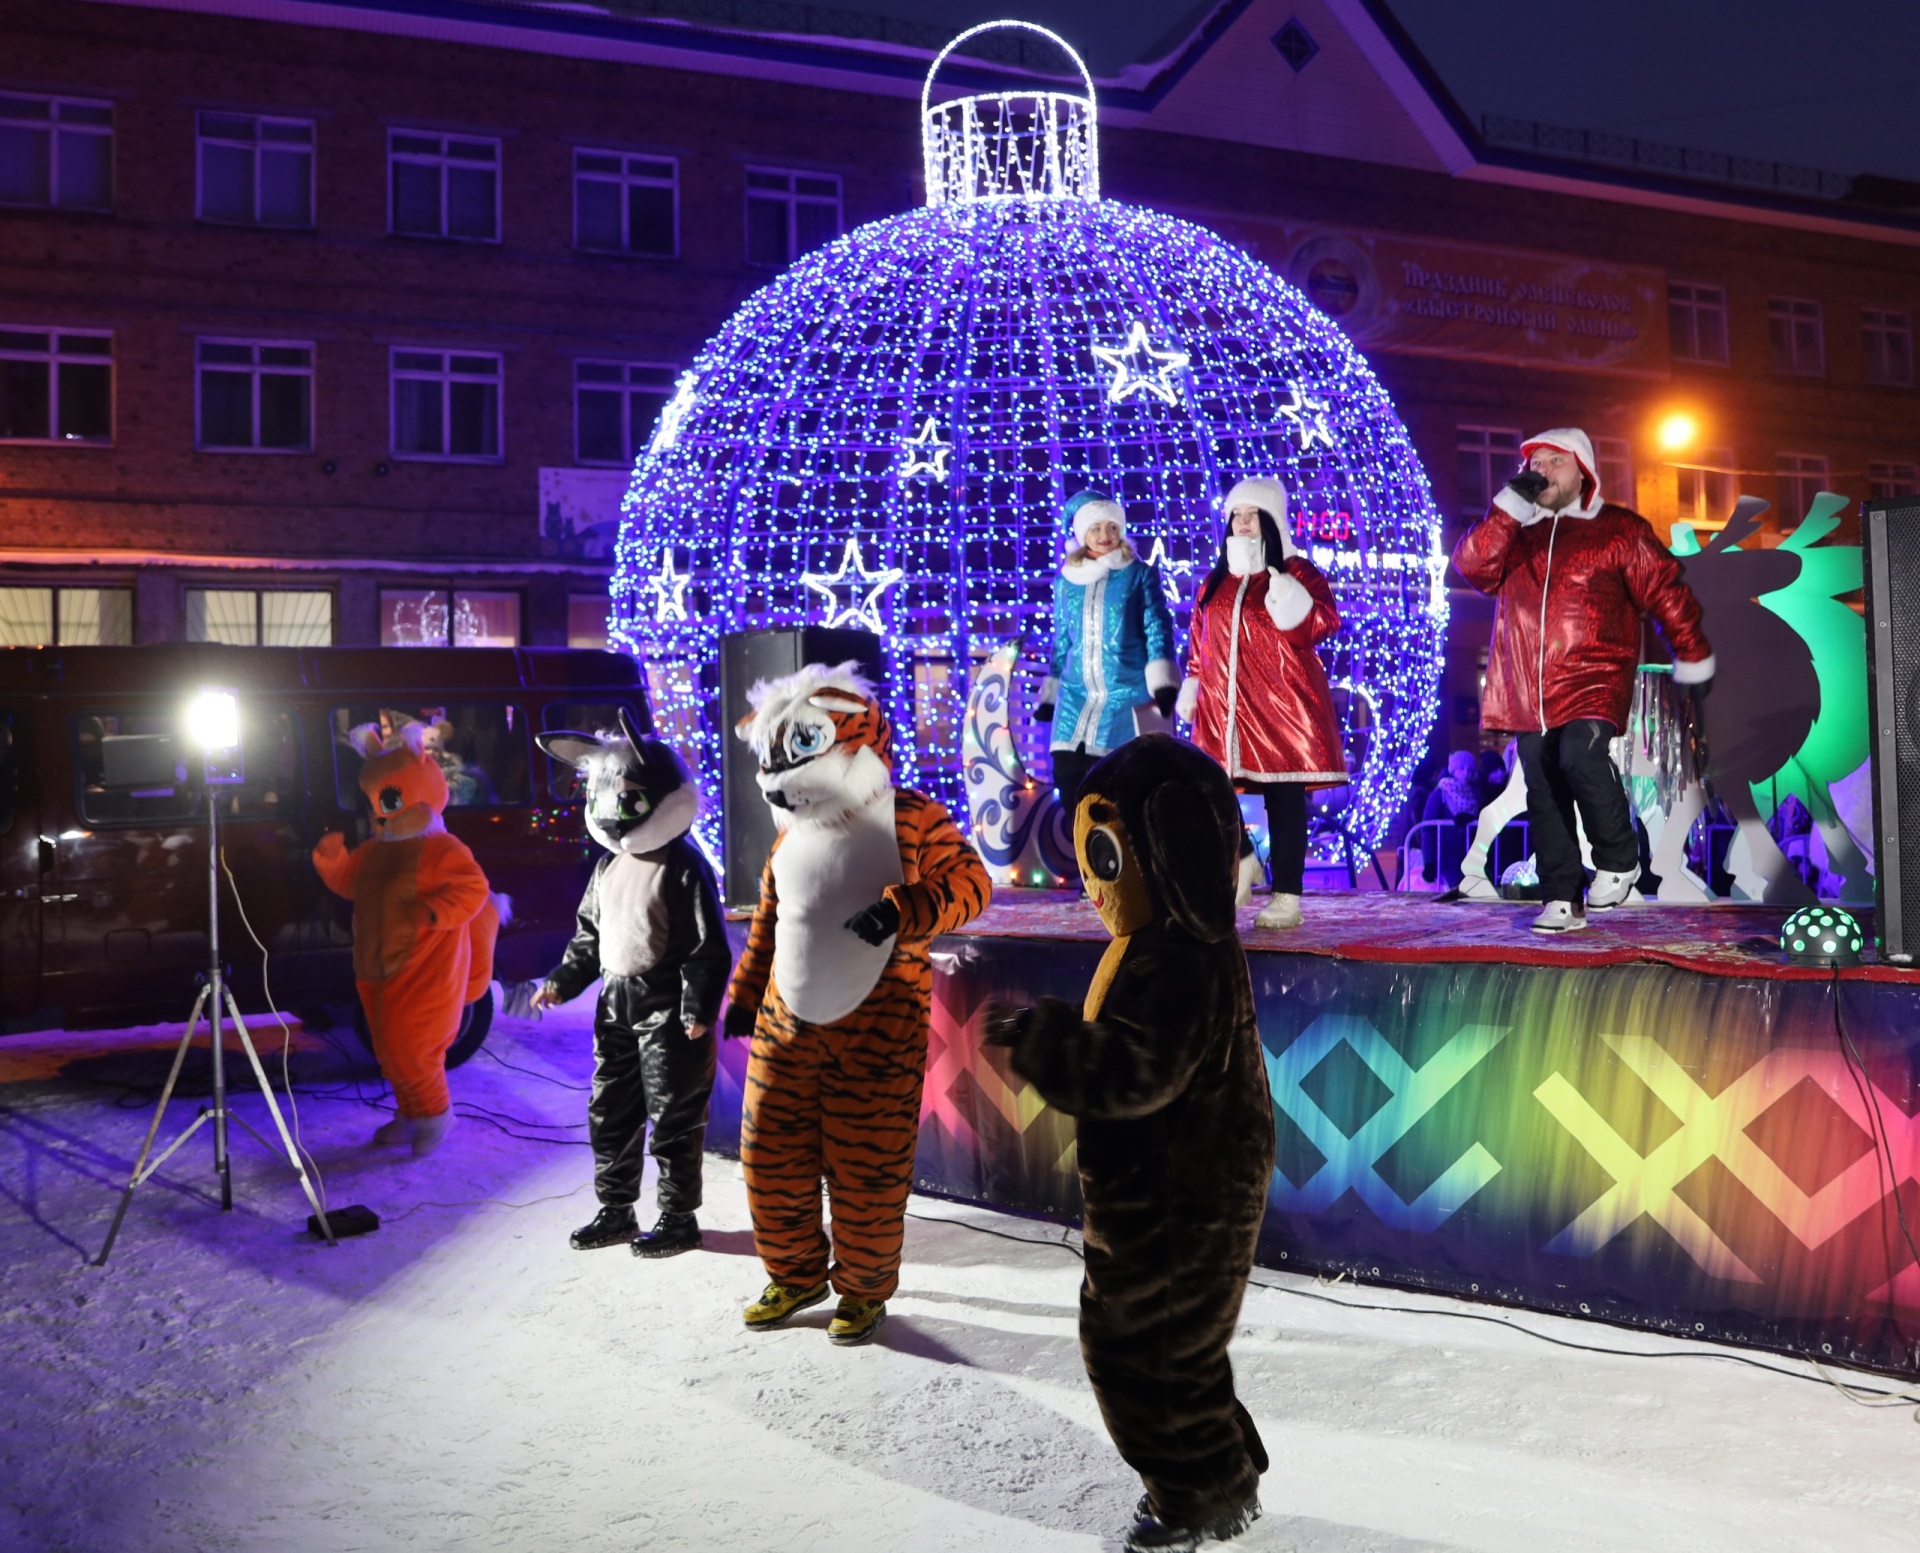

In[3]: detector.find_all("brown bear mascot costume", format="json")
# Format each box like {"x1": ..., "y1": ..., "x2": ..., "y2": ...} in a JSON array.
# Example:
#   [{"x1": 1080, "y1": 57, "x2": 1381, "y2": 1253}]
[{"x1": 986, "y1": 733, "x2": 1273, "y2": 1553}]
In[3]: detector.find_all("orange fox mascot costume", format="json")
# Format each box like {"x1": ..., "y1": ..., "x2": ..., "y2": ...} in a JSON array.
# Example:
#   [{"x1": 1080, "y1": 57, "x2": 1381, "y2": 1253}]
[{"x1": 314, "y1": 722, "x2": 503, "y2": 1155}]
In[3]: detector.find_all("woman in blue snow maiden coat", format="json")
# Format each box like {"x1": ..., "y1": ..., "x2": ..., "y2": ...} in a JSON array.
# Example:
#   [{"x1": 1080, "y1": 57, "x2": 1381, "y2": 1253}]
[{"x1": 1036, "y1": 490, "x2": 1179, "y2": 816}]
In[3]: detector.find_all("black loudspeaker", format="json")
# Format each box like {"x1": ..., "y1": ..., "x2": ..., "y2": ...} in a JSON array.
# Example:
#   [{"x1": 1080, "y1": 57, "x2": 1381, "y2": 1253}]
[
  {"x1": 1863, "y1": 494, "x2": 1920, "y2": 962},
  {"x1": 718, "y1": 627, "x2": 888, "y2": 910}
]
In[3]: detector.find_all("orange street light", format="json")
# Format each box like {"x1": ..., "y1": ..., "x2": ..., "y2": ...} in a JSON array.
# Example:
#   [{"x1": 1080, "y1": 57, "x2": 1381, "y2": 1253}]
[{"x1": 1657, "y1": 412, "x2": 1698, "y2": 452}]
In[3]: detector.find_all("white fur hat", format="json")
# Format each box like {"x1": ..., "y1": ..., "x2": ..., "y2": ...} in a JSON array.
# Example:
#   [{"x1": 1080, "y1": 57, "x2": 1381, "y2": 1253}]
[
  {"x1": 1065, "y1": 490, "x2": 1126, "y2": 546},
  {"x1": 1223, "y1": 476, "x2": 1294, "y2": 555}
]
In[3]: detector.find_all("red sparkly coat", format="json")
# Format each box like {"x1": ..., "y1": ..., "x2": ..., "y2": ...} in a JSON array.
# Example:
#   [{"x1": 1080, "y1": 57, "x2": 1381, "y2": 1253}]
[
  {"x1": 1185, "y1": 557, "x2": 1346, "y2": 785},
  {"x1": 1453, "y1": 499, "x2": 1714, "y2": 734}
]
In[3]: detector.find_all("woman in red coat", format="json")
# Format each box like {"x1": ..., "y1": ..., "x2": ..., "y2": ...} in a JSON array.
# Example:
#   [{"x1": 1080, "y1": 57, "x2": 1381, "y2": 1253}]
[{"x1": 1177, "y1": 477, "x2": 1344, "y2": 929}]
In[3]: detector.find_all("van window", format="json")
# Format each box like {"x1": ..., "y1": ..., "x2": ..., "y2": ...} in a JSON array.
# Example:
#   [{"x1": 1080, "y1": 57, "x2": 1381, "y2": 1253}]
[
  {"x1": 73, "y1": 708, "x2": 303, "y2": 825},
  {"x1": 541, "y1": 701, "x2": 644, "y2": 800},
  {"x1": 331, "y1": 704, "x2": 531, "y2": 810}
]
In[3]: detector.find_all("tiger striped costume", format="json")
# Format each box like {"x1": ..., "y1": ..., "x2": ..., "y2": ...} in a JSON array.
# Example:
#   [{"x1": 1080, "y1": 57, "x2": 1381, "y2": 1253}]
[{"x1": 728, "y1": 663, "x2": 990, "y2": 1302}]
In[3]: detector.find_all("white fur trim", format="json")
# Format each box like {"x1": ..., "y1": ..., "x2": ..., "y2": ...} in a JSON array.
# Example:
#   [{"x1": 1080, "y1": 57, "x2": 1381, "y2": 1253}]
[
  {"x1": 1226, "y1": 534, "x2": 1265, "y2": 576},
  {"x1": 614, "y1": 781, "x2": 700, "y2": 855},
  {"x1": 736, "y1": 660, "x2": 877, "y2": 759},
  {"x1": 1264, "y1": 570, "x2": 1313, "y2": 632},
  {"x1": 1061, "y1": 547, "x2": 1133, "y2": 585},
  {"x1": 1175, "y1": 676, "x2": 1199, "y2": 724},
  {"x1": 1671, "y1": 653, "x2": 1716, "y2": 686},
  {"x1": 1145, "y1": 658, "x2": 1178, "y2": 694},
  {"x1": 757, "y1": 742, "x2": 892, "y2": 829},
  {"x1": 1492, "y1": 484, "x2": 1538, "y2": 522},
  {"x1": 1521, "y1": 429, "x2": 1604, "y2": 517},
  {"x1": 1070, "y1": 496, "x2": 1126, "y2": 546},
  {"x1": 1037, "y1": 676, "x2": 1059, "y2": 708}
]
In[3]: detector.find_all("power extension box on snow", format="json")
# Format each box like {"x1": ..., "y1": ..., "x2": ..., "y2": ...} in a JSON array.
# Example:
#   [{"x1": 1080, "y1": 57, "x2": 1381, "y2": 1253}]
[{"x1": 309, "y1": 1205, "x2": 380, "y2": 1239}]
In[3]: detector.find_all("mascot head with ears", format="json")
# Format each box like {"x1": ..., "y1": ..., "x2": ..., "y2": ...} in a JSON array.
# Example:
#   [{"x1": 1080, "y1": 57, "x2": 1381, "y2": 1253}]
[
  {"x1": 346, "y1": 721, "x2": 451, "y2": 842},
  {"x1": 536, "y1": 706, "x2": 699, "y2": 857},
  {"x1": 734, "y1": 661, "x2": 893, "y2": 828},
  {"x1": 1073, "y1": 733, "x2": 1242, "y2": 944}
]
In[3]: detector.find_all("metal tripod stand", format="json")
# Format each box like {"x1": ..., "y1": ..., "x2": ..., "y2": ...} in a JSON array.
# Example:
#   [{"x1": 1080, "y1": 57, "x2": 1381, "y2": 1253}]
[{"x1": 96, "y1": 781, "x2": 336, "y2": 1265}]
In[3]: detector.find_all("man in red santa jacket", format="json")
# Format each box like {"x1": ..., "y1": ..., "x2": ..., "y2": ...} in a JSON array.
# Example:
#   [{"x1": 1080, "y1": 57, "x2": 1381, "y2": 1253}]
[{"x1": 1453, "y1": 428, "x2": 1714, "y2": 933}]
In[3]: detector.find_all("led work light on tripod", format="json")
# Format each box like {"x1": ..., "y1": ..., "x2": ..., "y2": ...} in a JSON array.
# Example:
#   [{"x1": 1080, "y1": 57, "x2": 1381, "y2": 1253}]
[{"x1": 96, "y1": 688, "x2": 336, "y2": 1265}]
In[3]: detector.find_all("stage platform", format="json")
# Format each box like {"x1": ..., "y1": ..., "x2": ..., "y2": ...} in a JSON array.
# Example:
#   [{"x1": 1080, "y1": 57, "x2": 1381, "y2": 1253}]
[{"x1": 714, "y1": 889, "x2": 1920, "y2": 1379}]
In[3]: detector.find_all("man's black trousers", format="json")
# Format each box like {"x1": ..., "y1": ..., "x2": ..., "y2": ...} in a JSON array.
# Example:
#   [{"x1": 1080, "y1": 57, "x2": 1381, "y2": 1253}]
[{"x1": 1515, "y1": 719, "x2": 1637, "y2": 906}]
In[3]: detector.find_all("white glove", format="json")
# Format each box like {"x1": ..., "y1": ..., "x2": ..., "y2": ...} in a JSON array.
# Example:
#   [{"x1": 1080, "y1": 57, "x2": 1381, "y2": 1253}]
[
  {"x1": 1264, "y1": 568, "x2": 1313, "y2": 631},
  {"x1": 1175, "y1": 676, "x2": 1199, "y2": 724}
]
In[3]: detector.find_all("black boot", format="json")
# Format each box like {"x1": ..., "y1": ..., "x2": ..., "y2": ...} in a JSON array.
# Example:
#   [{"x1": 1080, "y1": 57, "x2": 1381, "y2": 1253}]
[
  {"x1": 1123, "y1": 1493, "x2": 1261, "y2": 1552},
  {"x1": 569, "y1": 1204, "x2": 637, "y2": 1251},
  {"x1": 632, "y1": 1210, "x2": 702, "y2": 1258}
]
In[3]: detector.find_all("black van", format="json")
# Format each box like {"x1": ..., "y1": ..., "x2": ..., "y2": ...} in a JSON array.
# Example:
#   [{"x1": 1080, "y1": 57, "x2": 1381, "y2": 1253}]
[{"x1": 0, "y1": 644, "x2": 649, "y2": 1041}]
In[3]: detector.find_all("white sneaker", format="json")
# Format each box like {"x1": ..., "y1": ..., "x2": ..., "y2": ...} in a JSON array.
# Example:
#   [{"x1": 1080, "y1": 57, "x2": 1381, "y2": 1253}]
[
  {"x1": 1587, "y1": 867, "x2": 1640, "y2": 911},
  {"x1": 1451, "y1": 873, "x2": 1503, "y2": 903},
  {"x1": 1235, "y1": 850, "x2": 1265, "y2": 908},
  {"x1": 1255, "y1": 893, "x2": 1303, "y2": 930},
  {"x1": 1531, "y1": 900, "x2": 1588, "y2": 934}
]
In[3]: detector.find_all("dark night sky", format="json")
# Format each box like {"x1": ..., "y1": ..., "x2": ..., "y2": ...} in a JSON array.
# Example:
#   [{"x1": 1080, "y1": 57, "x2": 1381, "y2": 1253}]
[{"x1": 830, "y1": 1, "x2": 1920, "y2": 183}]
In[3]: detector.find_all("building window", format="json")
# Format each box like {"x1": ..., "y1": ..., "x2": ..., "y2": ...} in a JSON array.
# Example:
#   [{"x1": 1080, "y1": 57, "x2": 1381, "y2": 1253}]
[
  {"x1": 379, "y1": 588, "x2": 520, "y2": 647},
  {"x1": 745, "y1": 168, "x2": 841, "y2": 267},
  {"x1": 1455, "y1": 425, "x2": 1523, "y2": 518},
  {"x1": 391, "y1": 349, "x2": 500, "y2": 461},
  {"x1": 1869, "y1": 461, "x2": 1919, "y2": 502},
  {"x1": 0, "y1": 93, "x2": 112, "y2": 212},
  {"x1": 575, "y1": 150, "x2": 676, "y2": 256},
  {"x1": 575, "y1": 360, "x2": 677, "y2": 466},
  {"x1": 0, "y1": 586, "x2": 132, "y2": 646},
  {"x1": 0, "y1": 328, "x2": 112, "y2": 443},
  {"x1": 567, "y1": 595, "x2": 609, "y2": 649},
  {"x1": 197, "y1": 339, "x2": 313, "y2": 451},
  {"x1": 1667, "y1": 282, "x2": 1729, "y2": 366},
  {"x1": 185, "y1": 589, "x2": 333, "y2": 646},
  {"x1": 1767, "y1": 298, "x2": 1825, "y2": 376},
  {"x1": 389, "y1": 131, "x2": 499, "y2": 241},
  {"x1": 1863, "y1": 309, "x2": 1915, "y2": 388},
  {"x1": 1778, "y1": 453, "x2": 1828, "y2": 523},
  {"x1": 197, "y1": 112, "x2": 313, "y2": 228},
  {"x1": 1593, "y1": 436, "x2": 1634, "y2": 508},
  {"x1": 1677, "y1": 448, "x2": 1737, "y2": 528}
]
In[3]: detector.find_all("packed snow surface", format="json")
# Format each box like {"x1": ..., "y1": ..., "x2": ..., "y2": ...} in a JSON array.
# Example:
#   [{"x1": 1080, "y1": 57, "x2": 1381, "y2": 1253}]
[{"x1": 2, "y1": 998, "x2": 1916, "y2": 1552}]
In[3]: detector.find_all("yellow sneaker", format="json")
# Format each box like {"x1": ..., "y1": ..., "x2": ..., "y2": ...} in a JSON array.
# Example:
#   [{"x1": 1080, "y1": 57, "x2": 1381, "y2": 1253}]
[
  {"x1": 742, "y1": 1279, "x2": 829, "y2": 1330},
  {"x1": 826, "y1": 1296, "x2": 887, "y2": 1346}
]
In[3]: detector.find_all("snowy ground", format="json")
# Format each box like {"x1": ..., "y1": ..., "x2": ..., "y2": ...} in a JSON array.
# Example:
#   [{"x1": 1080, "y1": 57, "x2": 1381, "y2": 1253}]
[{"x1": 2, "y1": 999, "x2": 1918, "y2": 1553}]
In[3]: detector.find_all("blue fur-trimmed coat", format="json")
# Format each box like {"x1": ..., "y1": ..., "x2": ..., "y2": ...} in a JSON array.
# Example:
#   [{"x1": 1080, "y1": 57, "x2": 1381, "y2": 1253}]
[{"x1": 1040, "y1": 551, "x2": 1178, "y2": 757}]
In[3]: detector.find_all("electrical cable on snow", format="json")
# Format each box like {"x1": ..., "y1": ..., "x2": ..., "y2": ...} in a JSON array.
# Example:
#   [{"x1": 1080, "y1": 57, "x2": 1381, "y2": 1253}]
[{"x1": 905, "y1": 1206, "x2": 1920, "y2": 1421}]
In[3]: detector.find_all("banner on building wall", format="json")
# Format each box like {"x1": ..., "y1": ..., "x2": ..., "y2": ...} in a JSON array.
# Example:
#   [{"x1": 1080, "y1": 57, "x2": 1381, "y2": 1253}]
[
  {"x1": 710, "y1": 928, "x2": 1920, "y2": 1377},
  {"x1": 1210, "y1": 218, "x2": 1670, "y2": 378},
  {"x1": 538, "y1": 467, "x2": 626, "y2": 560}
]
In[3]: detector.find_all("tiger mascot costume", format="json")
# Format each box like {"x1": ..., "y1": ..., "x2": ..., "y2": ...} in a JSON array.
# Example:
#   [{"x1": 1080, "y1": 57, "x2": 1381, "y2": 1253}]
[{"x1": 723, "y1": 662, "x2": 990, "y2": 1345}]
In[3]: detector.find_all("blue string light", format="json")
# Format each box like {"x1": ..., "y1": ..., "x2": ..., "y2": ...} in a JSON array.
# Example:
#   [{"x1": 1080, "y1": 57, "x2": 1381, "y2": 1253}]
[{"x1": 610, "y1": 23, "x2": 1446, "y2": 857}]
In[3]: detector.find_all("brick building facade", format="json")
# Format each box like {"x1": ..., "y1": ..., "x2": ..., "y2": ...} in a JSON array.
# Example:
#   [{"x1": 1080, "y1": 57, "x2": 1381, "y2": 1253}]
[{"x1": 3, "y1": 0, "x2": 1916, "y2": 757}]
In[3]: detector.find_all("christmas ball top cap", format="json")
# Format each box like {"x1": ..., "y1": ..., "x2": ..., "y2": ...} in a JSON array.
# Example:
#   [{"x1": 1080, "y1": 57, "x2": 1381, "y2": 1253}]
[{"x1": 921, "y1": 21, "x2": 1099, "y2": 208}]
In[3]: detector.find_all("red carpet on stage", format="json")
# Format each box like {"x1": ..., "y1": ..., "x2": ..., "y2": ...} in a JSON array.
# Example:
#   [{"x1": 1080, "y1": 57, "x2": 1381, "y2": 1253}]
[{"x1": 961, "y1": 889, "x2": 1915, "y2": 983}]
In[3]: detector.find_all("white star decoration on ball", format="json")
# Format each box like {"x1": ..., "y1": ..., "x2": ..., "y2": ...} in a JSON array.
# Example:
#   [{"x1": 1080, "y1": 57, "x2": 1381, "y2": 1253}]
[
  {"x1": 801, "y1": 535, "x2": 905, "y2": 633},
  {"x1": 647, "y1": 547, "x2": 692, "y2": 622},
  {"x1": 1092, "y1": 321, "x2": 1189, "y2": 405},
  {"x1": 898, "y1": 417, "x2": 953, "y2": 482},
  {"x1": 649, "y1": 371, "x2": 699, "y2": 453},
  {"x1": 1140, "y1": 534, "x2": 1197, "y2": 605},
  {"x1": 1276, "y1": 379, "x2": 1335, "y2": 451}
]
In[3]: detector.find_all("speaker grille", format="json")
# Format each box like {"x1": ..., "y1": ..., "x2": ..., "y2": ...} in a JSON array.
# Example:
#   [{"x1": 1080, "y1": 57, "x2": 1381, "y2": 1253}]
[{"x1": 1865, "y1": 496, "x2": 1920, "y2": 959}]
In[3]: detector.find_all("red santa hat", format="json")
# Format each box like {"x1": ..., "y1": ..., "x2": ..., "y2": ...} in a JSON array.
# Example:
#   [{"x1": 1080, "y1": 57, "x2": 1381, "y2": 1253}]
[{"x1": 1520, "y1": 428, "x2": 1602, "y2": 508}]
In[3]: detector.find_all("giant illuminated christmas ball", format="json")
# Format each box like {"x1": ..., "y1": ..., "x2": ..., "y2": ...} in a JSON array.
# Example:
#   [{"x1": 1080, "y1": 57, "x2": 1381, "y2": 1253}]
[{"x1": 612, "y1": 21, "x2": 1446, "y2": 855}]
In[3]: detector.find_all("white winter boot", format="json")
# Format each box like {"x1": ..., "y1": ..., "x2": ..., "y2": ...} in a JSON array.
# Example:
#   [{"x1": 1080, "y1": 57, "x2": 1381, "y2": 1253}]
[
  {"x1": 1255, "y1": 893, "x2": 1303, "y2": 930},
  {"x1": 410, "y1": 1109, "x2": 455, "y2": 1157},
  {"x1": 1235, "y1": 850, "x2": 1265, "y2": 908},
  {"x1": 1586, "y1": 866, "x2": 1640, "y2": 911}
]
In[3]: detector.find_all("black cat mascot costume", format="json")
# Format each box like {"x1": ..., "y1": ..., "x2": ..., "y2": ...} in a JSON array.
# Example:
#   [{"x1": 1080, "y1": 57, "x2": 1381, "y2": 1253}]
[{"x1": 987, "y1": 733, "x2": 1274, "y2": 1553}]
